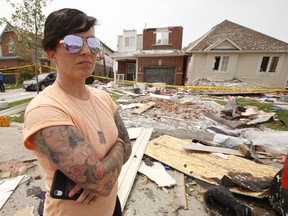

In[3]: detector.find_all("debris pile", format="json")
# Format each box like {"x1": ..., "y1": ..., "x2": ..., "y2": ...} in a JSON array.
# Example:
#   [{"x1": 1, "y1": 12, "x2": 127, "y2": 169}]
[
  {"x1": 104, "y1": 80, "x2": 287, "y2": 215},
  {"x1": 2, "y1": 80, "x2": 288, "y2": 215}
]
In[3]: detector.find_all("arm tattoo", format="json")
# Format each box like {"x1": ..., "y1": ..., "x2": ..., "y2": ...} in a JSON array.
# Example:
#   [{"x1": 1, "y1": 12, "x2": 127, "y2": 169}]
[
  {"x1": 114, "y1": 109, "x2": 132, "y2": 163},
  {"x1": 31, "y1": 125, "x2": 124, "y2": 197}
]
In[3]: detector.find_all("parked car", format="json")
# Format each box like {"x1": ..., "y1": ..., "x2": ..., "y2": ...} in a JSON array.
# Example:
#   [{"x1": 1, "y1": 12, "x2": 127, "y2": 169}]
[{"x1": 23, "y1": 71, "x2": 57, "y2": 91}]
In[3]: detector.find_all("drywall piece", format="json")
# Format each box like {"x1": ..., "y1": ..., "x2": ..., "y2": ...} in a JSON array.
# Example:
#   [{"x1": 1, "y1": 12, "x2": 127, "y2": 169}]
[
  {"x1": 149, "y1": 92, "x2": 172, "y2": 100},
  {"x1": 173, "y1": 170, "x2": 187, "y2": 212},
  {"x1": 0, "y1": 175, "x2": 24, "y2": 209},
  {"x1": 13, "y1": 206, "x2": 34, "y2": 216},
  {"x1": 246, "y1": 113, "x2": 275, "y2": 125},
  {"x1": 138, "y1": 161, "x2": 177, "y2": 187},
  {"x1": 118, "y1": 127, "x2": 153, "y2": 210},
  {"x1": 145, "y1": 135, "x2": 279, "y2": 198},
  {"x1": 127, "y1": 127, "x2": 143, "y2": 140}
]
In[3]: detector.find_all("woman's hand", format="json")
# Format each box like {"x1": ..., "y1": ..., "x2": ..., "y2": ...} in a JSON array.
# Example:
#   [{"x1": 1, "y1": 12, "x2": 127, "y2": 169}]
[{"x1": 69, "y1": 184, "x2": 97, "y2": 205}]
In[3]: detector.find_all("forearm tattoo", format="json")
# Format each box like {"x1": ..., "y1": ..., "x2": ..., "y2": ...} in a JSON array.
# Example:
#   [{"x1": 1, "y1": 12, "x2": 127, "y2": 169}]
[
  {"x1": 114, "y1": 110, "x2": 132, "y2": 163},
  {"x1": 31, "y1": 125, "x2": 123, "y2": 196}
]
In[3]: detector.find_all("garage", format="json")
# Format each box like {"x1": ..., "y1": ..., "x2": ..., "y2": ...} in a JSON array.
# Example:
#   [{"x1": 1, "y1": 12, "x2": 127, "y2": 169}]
[{"x1": 143, "y1": 66, "x2": 176, "y2": 85}]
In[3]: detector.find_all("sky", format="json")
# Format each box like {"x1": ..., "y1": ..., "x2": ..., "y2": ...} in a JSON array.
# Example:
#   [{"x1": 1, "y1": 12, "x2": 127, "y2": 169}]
[{"x1": 1, "y1": 0, "x2": 288, "y2": 51}]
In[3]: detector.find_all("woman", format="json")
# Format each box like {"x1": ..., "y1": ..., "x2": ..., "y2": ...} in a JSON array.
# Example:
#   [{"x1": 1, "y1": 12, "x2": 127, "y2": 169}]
[{"x1": 23, "y1": 8, "x2": 132, "y2": 216}]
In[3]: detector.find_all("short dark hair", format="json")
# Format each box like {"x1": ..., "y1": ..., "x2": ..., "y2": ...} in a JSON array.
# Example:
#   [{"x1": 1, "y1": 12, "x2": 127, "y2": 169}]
[{"x1": 42, "y1": 8, "x2": 97, "y2": 51}]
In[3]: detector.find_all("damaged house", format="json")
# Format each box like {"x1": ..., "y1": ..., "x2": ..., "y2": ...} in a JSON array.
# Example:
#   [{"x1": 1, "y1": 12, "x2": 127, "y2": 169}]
[
  {"x1": 183, "y1": 20, "x2": 288, "y2": 89},
  {"x1": 111, "y1": 27, "x2": 187, "y2": 85}
]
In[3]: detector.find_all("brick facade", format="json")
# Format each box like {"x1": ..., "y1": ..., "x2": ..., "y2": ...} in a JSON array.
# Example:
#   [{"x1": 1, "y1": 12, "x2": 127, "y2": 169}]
[
  {"x1": 143, "y1": 26, "x2": 183, "y2": 50},
  {"x1": 114, "y1": 26, "x2": 186, "y2": 86}
]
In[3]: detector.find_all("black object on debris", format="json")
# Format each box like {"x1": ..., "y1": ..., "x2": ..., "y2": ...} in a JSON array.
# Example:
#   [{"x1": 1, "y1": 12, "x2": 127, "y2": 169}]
[
  {"x1": 204, "y1": 186, "x2": 253, "y2": 216},
  {"x1": 134, "y1": 88, "x2": 141, "y2": 94}
]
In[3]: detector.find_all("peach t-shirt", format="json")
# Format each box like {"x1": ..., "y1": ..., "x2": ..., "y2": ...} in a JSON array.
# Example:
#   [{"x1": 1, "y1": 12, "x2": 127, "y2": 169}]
[{"x1": 23, "y1": 83, "x2": 118, "y2": 216}]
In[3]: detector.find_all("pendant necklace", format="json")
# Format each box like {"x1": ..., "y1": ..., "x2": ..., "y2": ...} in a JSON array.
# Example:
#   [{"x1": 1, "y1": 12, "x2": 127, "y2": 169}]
[
  {"x1": 57, "y1": 82, "x2": 107, "y2": 144},
  {"x1": 89, "y1": 97, "x2": 107, "y2": 144}
]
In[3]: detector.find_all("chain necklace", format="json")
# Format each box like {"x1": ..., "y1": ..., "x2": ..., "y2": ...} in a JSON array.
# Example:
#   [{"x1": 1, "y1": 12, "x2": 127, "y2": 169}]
[{"x1": 57, "y1": 81, "x2": 107, "y2": 144}]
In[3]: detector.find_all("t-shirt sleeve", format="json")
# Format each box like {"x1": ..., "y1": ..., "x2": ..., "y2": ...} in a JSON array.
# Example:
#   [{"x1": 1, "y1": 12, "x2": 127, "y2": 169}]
[{"x1": 23, "y1": 105, "x2": 74, "y2": 150}]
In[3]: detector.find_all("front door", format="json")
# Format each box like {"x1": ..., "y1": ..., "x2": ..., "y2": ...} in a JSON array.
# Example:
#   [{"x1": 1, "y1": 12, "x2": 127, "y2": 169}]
[{"x1": 126, "y1": 63, "x2": 136, "y2": 81}]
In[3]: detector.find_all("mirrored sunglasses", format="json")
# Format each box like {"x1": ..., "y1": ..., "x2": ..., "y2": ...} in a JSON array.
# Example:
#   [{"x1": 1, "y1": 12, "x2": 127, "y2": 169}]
[{"x1": 59, "y1": 35, "x2": 102, "y2": 54}]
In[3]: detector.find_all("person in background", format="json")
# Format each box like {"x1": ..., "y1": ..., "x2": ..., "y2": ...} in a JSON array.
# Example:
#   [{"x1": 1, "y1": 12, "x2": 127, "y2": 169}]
[
  {"x1": 0, "y1": 72, "x2": 5, "y2": 92},
  {"x1": 23, "y1": 8, "x2": 132, "y2": 216}
]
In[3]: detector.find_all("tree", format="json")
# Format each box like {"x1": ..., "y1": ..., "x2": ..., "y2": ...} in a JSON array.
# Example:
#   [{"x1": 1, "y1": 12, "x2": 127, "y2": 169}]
[{"x1": 1, "y1": 0, "x2": 52, "y2": 93}]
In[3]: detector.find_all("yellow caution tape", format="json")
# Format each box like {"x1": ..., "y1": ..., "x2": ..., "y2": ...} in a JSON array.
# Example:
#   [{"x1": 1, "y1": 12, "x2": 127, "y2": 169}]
[
  {"x1": 0, "y1": 64, "x2": 35, "y2": 71},
  {"x1": 1, "y1": 64, "x2": 288, "y2": 92}
]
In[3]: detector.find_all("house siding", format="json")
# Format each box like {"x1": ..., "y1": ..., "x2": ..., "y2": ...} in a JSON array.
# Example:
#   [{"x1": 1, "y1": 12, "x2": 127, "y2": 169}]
[
  {"x1": 184, "y1": 20, "x2": 288, "y2": 88},
  {"x1": 235, "y1": 53, "x2": 288, "y2": 88},
  {"x1": 187, "y1": 52, "x2": 288, "y2": 88}
]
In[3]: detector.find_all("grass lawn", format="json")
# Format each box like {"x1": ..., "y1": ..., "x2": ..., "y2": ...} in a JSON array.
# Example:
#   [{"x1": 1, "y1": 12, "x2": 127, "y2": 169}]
[
  {"x1": 5, "y1": 83, "x2": 23, "y2": 90},
  {"x1": 1, "y1": 98, "x2": 33, "y2": 123}
]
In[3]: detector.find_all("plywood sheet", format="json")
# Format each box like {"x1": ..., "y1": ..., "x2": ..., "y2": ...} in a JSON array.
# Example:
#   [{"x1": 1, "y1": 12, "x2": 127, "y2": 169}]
[{"x1": 145, "y1": 135, "x2": 280, "y2": 197}]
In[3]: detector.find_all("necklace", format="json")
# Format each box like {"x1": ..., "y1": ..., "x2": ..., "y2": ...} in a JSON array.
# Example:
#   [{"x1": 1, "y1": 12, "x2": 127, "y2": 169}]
[
  {"x1": 57, "y1": 82, "x2": 107, "y2": 144},
  {"x1": 89, "y1": 96, "x2": 107, "y2": 144}
]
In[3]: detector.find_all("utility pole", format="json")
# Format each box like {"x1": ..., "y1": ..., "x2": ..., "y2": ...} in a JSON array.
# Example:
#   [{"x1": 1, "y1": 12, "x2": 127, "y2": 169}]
[{"x1": 34, "y1": 0, "x2": 39, "y2": 94}]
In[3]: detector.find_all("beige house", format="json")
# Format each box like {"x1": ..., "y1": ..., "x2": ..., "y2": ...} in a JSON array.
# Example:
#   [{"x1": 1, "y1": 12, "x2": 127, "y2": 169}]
[{"x1": 183, "y1": 20, "x2": 288, "y2": 88}]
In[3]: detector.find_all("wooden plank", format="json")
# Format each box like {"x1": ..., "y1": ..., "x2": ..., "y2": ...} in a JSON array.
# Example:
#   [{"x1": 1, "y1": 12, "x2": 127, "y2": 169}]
[
  {"x1": 132, "y1": 102, "x2": 156, "y2": 114},
  {"x1": 118, "y1": 128, "x2": 153, "y2": 210},
  {"x1": 203, "y1": 112, "x2": 244, "y2": 129},
  {"x1": 182, "y1": 143, "x2": 243, "y2": 156},
  {"x1": 173, "y1": 170, "x2": 187, "y2": 212},
  {"x1": 145, "y1": 135, "x2": 280, "y2": 198}
]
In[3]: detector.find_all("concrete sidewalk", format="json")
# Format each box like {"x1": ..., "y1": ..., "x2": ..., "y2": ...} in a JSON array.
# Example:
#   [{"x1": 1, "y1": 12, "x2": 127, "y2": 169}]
[{"x1": 0, "y1": 102, "x2": 29, "y2": 116}]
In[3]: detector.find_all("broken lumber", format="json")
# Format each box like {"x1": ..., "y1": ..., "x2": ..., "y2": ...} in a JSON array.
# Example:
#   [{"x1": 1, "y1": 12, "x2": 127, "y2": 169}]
[
  {"x1": 118, "y1": 127, "x2": 153, "y2": 210},
  {"x1": 173, "y1": 170, "x2": 187, "y2": 212},
  {"x1": 182, "y1": 143, "x2": 243, "y2": 156},
  {"x1": 132, "y1": 102, "x2": 156, "y2": 114},
  {"x1": 145, "y1": 135, "x2": 280, "y2": 198}
]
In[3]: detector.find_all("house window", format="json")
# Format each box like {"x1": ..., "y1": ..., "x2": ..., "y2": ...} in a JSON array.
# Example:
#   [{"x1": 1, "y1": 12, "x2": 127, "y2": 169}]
[
  {"x1": 260, "y1": 56, "x2": 279, "y2": 73},
  {"x1": 8, "y1": 37, "x2": 15, "y2": 54},
  {"x1": 213, "y1": 56, "x2": 229, "y2": 72},
  {"x1": 125, "y1": 37, "x2": 135, "y2": 47},
  {"x1": 156, "y1": 31, "x2": 169, "y2": 45}
]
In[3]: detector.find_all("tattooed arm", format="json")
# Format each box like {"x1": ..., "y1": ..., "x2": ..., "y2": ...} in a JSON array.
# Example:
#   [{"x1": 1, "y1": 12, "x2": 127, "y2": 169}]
[
  {"x1": 114, "y1": 110, "x2": 132, "y2": 164},
  {"x1": 29, "y1": 125, "x2": 124, "y2": 197}
]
